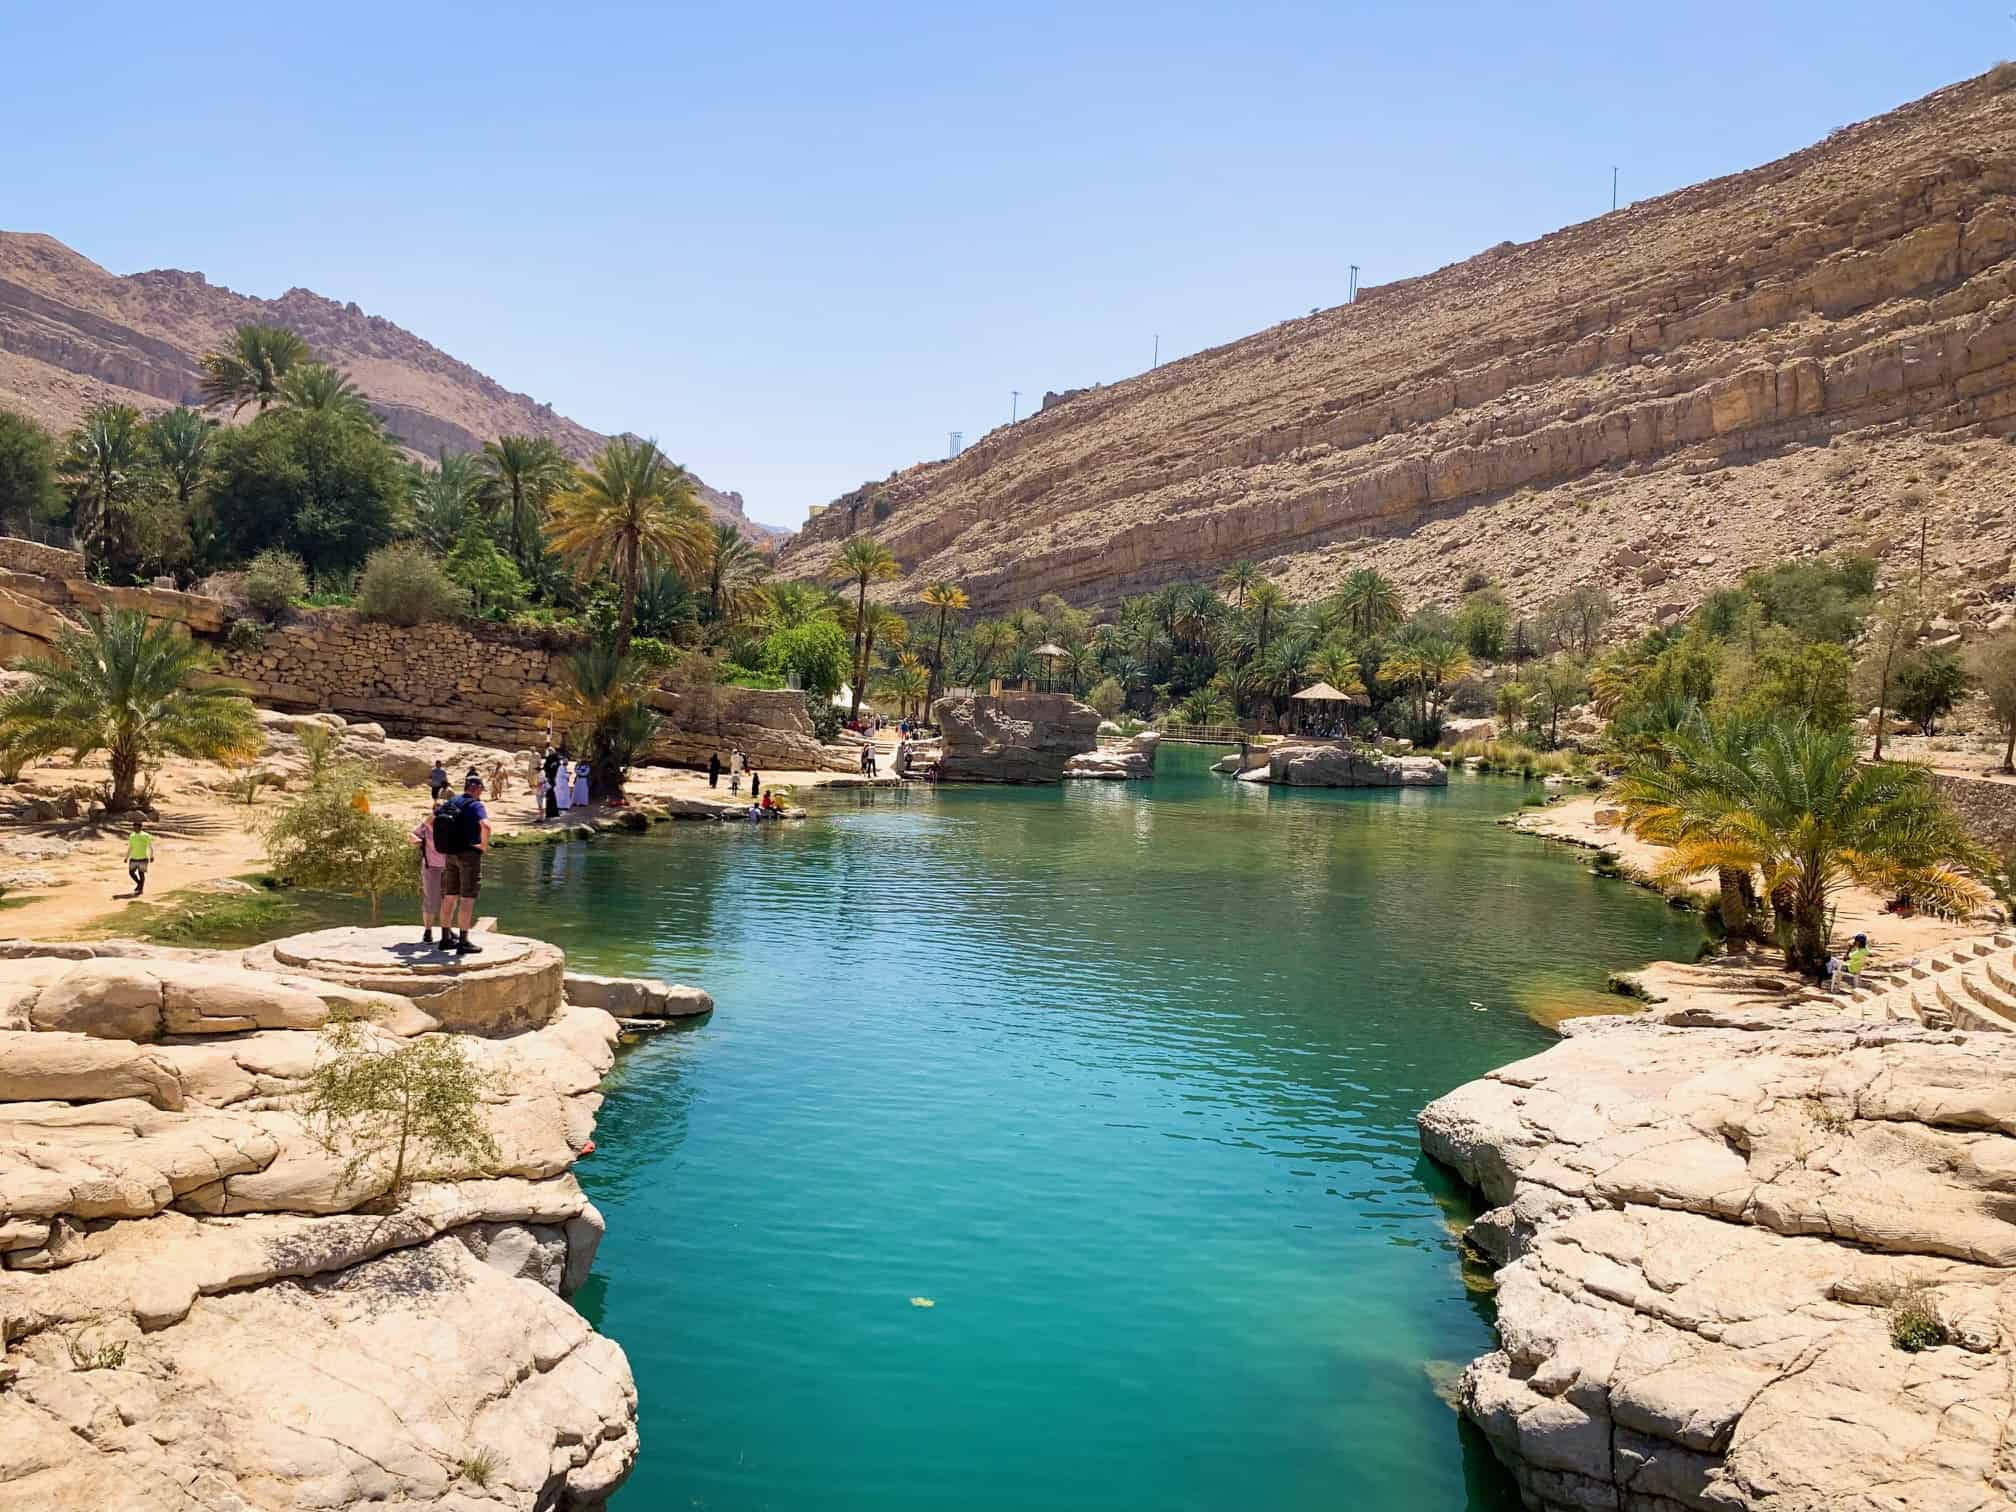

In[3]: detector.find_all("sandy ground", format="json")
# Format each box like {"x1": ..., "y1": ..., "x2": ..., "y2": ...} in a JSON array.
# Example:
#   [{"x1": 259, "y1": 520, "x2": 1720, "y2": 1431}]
[{"x1": 0, "y1": 729, "x2": 914, "y2": 942}]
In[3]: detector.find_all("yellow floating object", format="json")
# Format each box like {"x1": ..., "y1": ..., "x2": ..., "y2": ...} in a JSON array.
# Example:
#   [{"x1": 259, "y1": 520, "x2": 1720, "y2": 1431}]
[{"x1": 909, "y1": 1297, "x2": 935, "y2": 1308}]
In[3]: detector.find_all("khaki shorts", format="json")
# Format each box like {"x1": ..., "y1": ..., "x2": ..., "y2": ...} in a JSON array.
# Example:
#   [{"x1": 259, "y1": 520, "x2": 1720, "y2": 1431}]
[
  {"x1": 421, "y1": 864, "x2": 444, "y2": 914},
  {"x1": 441, "y1": 850, "x2": 482, "y2": 899}
]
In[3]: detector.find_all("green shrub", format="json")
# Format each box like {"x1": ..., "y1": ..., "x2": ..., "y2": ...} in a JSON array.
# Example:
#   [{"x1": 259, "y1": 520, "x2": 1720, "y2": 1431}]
[
  {"x1": 629, "y1": 636, "x2": 675, "y2": 671},
  {"x1": 225, "y1": 618, "x2": 267, "y2": 652},
  {"x1": 1889, "y1": 1285, "x2": 1948, "y2": 1353},
  {"x1": 242, "y1": 549, "x2": 307, "y2": 619},
  {"x1": 807, "y1": 693, "x2": 843, "y2": 743},
  {"x1": 357, "y1": 542, "x2": 470, "y2": 626}
]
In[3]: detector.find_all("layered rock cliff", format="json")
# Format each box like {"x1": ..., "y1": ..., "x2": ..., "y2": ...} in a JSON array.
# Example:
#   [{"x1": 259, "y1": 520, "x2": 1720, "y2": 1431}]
[
  {"x1": 779, "y1": 69, "x2": 2016, "y2": 628},
  {"x1": 0, "y1": 232, "x2": 776, "y2": 541}
]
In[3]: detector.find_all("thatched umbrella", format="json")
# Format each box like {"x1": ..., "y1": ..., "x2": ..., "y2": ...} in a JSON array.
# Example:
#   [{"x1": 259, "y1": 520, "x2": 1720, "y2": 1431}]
[{"x1": 1290, "y1": 680, "x2": 1368, "y2": 734}]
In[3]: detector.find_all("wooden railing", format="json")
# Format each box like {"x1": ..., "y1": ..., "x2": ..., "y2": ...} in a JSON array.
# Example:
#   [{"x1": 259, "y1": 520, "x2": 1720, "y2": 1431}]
[{"x1": 1156, "y1": 723, "x2": 1253, "y2": 746}]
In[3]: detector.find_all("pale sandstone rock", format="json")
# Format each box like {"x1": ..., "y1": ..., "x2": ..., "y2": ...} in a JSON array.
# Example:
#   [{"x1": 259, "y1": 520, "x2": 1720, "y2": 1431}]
[
  {"x1": 1063, "y1": 731, "x2": 1160, "y2": 780},
  {"x1": 0, "y1": 930, "x2": 644, "y2": 1506},
  {"x1": 932, "y1": 691, "x2": 1102, "y2": 783},
  {"x1": 1421, "y1": 1000, "x2": 2016, "y2": 1512},
  {"x1": 563, "y1": 972, "x2": 714, "y2": 1019},
  {"x1": 1257, "y1": 741, "x2": 1449, "y2": 787}
]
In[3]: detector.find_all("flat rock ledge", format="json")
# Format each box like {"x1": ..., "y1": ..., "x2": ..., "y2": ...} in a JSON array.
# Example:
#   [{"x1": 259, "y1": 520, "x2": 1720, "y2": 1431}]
[
  {"x1": 1063, "y1": 731, "x2": 1160, "y2": 780},
  {"x1": 0, "y1": 929, "x2": 705, "y2": 1509},
  {"x1": 1418, "y1": 966, "x2": 2016, "y2": 1512},
  {"x1": 1216, "y1": 740, "x2": 1448, "y2": 787}
]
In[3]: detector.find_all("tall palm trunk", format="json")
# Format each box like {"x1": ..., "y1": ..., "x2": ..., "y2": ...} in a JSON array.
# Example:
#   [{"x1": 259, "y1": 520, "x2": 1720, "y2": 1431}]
[
  {"x1": 1716, "y1": 867, "x2": 1751, "y2": 949},
  {"x1": 616, "y1": 533, "x2": 639, "y2": 655},
  {"x1": 930, "y1": 608, "x2": 950, "y2": 708},
  {"x1": 850, "y1": 575, "x2": 869, "y2": 720}
]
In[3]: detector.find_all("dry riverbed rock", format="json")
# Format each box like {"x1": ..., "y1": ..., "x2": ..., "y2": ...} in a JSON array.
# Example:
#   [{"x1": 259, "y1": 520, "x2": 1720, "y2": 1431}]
[
  {"x1": 1419, "y1": 993, "x2": 2016, "y2": 1512},
  {"x1": 0, "y1": 929, "x2": 685, "y2": 1508}
]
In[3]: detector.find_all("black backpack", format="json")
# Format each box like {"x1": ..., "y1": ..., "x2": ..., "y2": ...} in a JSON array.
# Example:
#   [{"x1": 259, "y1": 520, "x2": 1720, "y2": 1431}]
[{"x1": 431, "y1": 795, "x2": 482, "y2": 855}]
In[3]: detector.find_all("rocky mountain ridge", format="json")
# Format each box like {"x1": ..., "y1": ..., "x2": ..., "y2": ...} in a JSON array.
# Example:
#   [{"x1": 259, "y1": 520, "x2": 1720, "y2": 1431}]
[
  {"x1": 0, "y1": 232, "x2": 777, "y2": 541},
  {"x1": 779, "y1": 68, "x2": 2016, "y2": 631}
]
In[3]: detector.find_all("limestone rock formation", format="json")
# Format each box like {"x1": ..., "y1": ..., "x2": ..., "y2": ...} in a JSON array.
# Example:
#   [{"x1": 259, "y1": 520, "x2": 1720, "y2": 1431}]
[
  {"x1": 1063, "y1": 730, "x2": 1160, "y2": 779},
  {"x1": 563, "y1": 971, "x2": 715, "y2": 1020},
  {"x1": 931, "y1": 691, "x2": 1102, "y2": 783},
  {"x1": 0, "y1": 231, "x2": 775, "y2": 541},
  {"x1": 1233, "y1": 741, "x2": 1447, "y2": 787},
  {"x1": 778, "y1": 70, "x2": 2016, "y2": 632},
  {"x1": 646, "y1": 685, "x2": 858, "y2": 775},
  {"x1": 0, "y1": 928, "x2": 692, "y2": 1509},
  {"x1": 1419, "y1": 981, "x2": 2016, "y2": 1512}
]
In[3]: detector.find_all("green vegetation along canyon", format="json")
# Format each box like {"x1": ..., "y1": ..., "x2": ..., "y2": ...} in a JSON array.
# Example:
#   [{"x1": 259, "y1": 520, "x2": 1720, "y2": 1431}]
[{"x1": 4, "y1": 59, "x2": 2016, "y2": 1512}]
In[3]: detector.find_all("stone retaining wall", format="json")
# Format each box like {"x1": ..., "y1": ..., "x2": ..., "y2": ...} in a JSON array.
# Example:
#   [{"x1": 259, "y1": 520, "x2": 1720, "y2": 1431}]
[
  {"x1": 0, "y1": 536, "x2": 84, "y2": 580},
  {"x1": 1933, "y1": 770, "x2": 2016, "y2": 850},
  {"x1": 217, "y1": 609, "x2": 570, "y2": 748}
]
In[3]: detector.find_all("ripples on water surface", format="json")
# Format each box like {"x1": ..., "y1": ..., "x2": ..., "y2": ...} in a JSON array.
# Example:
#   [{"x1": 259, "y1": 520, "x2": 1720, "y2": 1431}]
[{"x1": 482, "y1": 748, "x2": 1701, "y2": 1511}]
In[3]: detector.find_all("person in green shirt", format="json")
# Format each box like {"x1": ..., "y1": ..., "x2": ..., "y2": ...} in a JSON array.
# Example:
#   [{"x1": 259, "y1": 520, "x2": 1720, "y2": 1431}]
[
  {"x1": 1843, "y1": 933, "x2": 1870, "y2": 989},
  {"x1": 126, "y1": 822, "x2": 154, "y2": 897}
]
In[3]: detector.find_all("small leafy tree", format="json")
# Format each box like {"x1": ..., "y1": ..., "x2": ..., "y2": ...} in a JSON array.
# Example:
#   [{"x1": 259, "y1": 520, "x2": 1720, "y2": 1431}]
[
  {"x1": 0, "y1": 408, "x2": 63, "y2": 523},
  {"x1": 539, "y1": 646, "x2": 663, "y2": 800},
  {"x1": 1895, "y1": 648, "x2": 1967, "y2": 735},
  {"x1": 261, "y1": 767, "x2": 418, "y2": 922},
  {"x1": 304, "y1": 1018, "x2": 498, "y2": 1200},
  {"x1": 444, "y1": 523, "x2": 528, "y2": 618},
  {"x1": 1857, "y1": 585, "x2": 1923, "y2": 760},
  {"x1": 1971, "y1": 631, "x2": 2016, "y2": 773},
  {"x1": 243, "y1": 549, "x2": 308, "y2": 618},
  {"x1": 357, "y1": 541, "x2": 471, "y2": 625}
]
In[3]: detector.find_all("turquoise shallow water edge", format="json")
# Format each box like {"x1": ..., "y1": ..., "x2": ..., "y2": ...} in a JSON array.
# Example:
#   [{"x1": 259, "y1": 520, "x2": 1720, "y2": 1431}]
[{"x1": 472, "y1": 747, "x2": 1703, "y2": 1511}]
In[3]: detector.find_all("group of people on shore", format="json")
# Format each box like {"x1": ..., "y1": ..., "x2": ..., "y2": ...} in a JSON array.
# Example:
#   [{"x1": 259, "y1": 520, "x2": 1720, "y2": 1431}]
[{"x1": 706, "y1": 748, "x2": 766, "y2": 800}]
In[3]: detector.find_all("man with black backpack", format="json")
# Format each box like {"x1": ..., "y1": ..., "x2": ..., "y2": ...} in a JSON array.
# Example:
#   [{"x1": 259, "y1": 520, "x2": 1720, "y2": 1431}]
[{"x1": 432, "y1": 771, "x2": 492, "y2": 955}]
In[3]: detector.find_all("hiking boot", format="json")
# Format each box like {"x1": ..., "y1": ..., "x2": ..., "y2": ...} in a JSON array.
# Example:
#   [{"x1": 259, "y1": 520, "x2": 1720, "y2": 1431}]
[
  {"x1": 454, "y1": 933, "x2": 483, "y2": 955},
  {"x1": 420, "y1": 929, "x2": 434, "y2": 946}
]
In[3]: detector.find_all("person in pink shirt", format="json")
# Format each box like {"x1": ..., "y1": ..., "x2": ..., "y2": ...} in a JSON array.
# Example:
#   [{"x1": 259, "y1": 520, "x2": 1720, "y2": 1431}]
[{"x1": 412, "y1": 805, "x2": 447, "y2": 947}]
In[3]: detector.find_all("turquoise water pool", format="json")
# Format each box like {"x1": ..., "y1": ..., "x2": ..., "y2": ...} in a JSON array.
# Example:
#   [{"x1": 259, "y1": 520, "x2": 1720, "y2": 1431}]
[{"x1": 478, "y1": 748, "x2": 1701, "y2": 1510}]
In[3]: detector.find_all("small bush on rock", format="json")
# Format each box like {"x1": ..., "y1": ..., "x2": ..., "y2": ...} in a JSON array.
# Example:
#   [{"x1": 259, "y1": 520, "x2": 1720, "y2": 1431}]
[
  {"x1": 357, "y1": 542, "x2": 470, "y2": 626},
  {"x1": 1890, "y1": 1285, "x2": 1949, "y2": 1353},
  {"x1": 242, "y1": 549, "x2": 308, "y2": 619}
]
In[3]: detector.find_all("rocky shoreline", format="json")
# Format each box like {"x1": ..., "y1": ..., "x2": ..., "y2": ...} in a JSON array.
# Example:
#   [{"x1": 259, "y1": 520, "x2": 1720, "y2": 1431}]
[
  {"x1": 0, "y1": 925, "x2": 711, "y2": 1509},
  {"x1": 1424, "y1": 776, "x2": 2016, "y2": 1512}
]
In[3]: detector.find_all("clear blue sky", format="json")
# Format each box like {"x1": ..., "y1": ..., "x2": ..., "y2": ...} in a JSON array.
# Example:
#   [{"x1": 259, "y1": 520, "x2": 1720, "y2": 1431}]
[{"x1": 2, "y1": 2, "x2": 2002, "y2": 527}]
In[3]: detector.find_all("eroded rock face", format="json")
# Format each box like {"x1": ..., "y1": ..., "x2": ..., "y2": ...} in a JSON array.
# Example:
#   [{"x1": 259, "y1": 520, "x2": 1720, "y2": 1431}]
[
  {"x1": 1240, "y1": 741, "x2": 1447, "y2": 787},
  {"x1": 932, "y1": 692, "x2": 1102, "y2": 783},
  {"x1": 1419, "y1": 998, "x2": 2016, "y2": 1512},
  {"x1": 1063, "y1": 731, "x2": 1160, "y2": 780},
  {"x1": 775, "y1": 72, "x2": 2016, "y2": 633},
  {"x1": 0, "y1": 930, "x2": 673, "y2": 1509}
]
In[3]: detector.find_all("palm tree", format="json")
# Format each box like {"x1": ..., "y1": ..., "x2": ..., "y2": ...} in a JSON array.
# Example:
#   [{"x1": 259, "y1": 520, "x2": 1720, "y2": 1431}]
[
  {"x1": 701, "y1": 522, "x2": 770, "y2": 627},
  {"x1": 969, "y1": 618, "x2": 1015, "y2": 689},
  {"x1": 1334, "y1": 568, "x2": 1404, "y2": 639},
  {"x1": 547, "y1": 437, "x2": 708, "y2": 654},
  {"x1": 1615, "y1": 719, "x2": 1986, "y2": 975},
  {"x1": 276, "y1": 363, "x2": 375, "y2": 428},
  {"x1": 920, "y1": 580, "x2": 969, "y2": 705},
  {"x1": 1383, "y1": 636, "x2": 1471, "y2": 738},
  {"x1": 0, "y1": 610, "x2": 260, "y2": 810},
  {"x1": 1308, "y1": 645, "x2": 1366, "y2": 698},
  {"x1": 199, "y1": 324, "x2": 309, "y2": 416},
  {"x1": 1217, "y1": 559, "x2": 1261, "y2": 612},
  {"x1": 888, "y1": 656, "x2": 931, "y2": 720},
  {"x1": 480, "y1": 434, "x2": 575, "y2": 569},
  {"x1": 844, "y1": 601, "x2": 909, "y2": 672},
  {"x1": 1245, "y1": 580, "x2": 1288, "y2": 660},
  {"x1": 829, "y1": 538, "x2": 900, "y2": 719},
  {"x1": 410, "y1": 450, "x2": 491, "y2": 551},
  {"x1": 538, "y1": 644, "x2": 662, "y2": 801},
  {"x1": 763, "y1": 580, "x2": 840, "y2": 630},
  {"x1": 60, "y1": 402, "x2": 148, "y2": 572}
]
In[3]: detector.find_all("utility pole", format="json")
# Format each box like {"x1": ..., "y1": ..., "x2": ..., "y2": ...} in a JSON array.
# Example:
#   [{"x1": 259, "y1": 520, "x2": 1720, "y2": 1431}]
[
  {"x1": 1152, "y1": 334, "x2": 1159, "y2": 368},
  {"x1": 1348, "y1": 265, "x2": 1359, "y2": 303},
  {"x1": 1611, "y1": 165, "x2": 1618, "y2": 211},
  {"x1": 1011, "y1": 390, "x2": 1020, "y2": 423},
  {"x1": 948, "y1": 431, "x2": 962, "y2": 459}
]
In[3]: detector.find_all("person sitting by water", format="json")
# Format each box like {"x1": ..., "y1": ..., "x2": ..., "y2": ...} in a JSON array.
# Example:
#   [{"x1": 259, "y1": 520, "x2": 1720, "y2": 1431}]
[
  {"x1": 746, "y1": 802, "x2": 763, "y2": 821},
  {"x1": 1822, "y1": 951, "x2": 1843, "y2": 992},
  {"x1": 760, "y1": 790, "x2": 778, "y2": 817}
]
